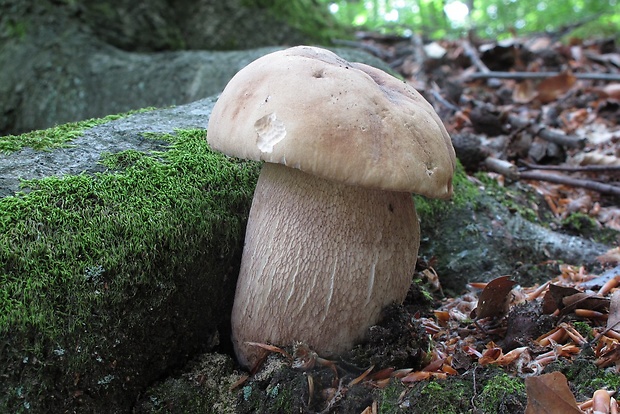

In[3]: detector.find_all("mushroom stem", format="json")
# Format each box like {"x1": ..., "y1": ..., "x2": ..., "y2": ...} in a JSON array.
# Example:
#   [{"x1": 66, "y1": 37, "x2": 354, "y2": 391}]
[{"x1": 231, "y1": 163, "x2": 420, "y2": 368}]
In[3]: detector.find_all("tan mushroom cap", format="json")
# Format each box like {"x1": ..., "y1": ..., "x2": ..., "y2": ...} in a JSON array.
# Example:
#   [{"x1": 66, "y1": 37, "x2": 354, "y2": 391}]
[{"x1": 207, "y1": 45, "x2": 456, "y2": 199}]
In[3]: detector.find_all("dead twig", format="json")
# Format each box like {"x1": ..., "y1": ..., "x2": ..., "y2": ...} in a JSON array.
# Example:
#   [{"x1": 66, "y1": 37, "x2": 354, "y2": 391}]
[
  {"x1": 507, "y1": 115, "x2": 587, "y2": 149},
  {"x1": 519, "y1": 160, "x2": 620, "y2": 173},
  {"x1": 487, "y1": 159, "x2": 620, "y2": 195},
  {"x1": 468, "y1": 71, "x2": 620, "y2": 82},
  {"x1": 462, "y1": 40, "x2": 490, "y2": 74},
  {"x1": 462, "y1": 40, "x2": 502, "y2": 87},
  {"x1": 485, "y1": 157, "x2": 519, "y2": 179},
  {"x1": 519, "y1": 171, "x2": 620, "y2": 196},
  {"x1": 430, "y1": 89, "x2": 460, "y2": 112}
]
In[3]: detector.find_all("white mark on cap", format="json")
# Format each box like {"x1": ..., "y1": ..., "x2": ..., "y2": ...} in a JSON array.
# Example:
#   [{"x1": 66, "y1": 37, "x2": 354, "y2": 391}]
[{"x1": 255, "y1": 113, "x2": 286, "y2": 153}]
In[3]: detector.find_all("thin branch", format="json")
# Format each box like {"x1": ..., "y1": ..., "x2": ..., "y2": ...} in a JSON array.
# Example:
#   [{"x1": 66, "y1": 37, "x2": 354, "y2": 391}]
[
  {"x1": 468, "y1": 71, "x2": 620, "y2": 82},
  {"x1": 485, "y1": 157, "x2": 519, "y2": 180},
  {"x1": 519, "y1": 160, "x2": 620, "y2": 173},
  {"x1": 519, "y1": 171, "x2": 620, "y2": 196},
  {"x1": 462, "y1": 40, "x2": 503, "y2": 88},
  {"x1": 507, "y1": 115, "x2": 587, "y2": 149},
  {"x1": 430, "y1": 89, "x2": 460, "y2": 112},
  {"x1": 462, "y1": 40, "x2": 491, "y2": 74}
]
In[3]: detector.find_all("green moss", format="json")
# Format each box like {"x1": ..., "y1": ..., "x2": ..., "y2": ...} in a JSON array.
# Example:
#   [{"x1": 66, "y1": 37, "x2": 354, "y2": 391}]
[
  {"x1": 412, "y1": 379, "x2": 470, "y2": 414},
  {"x1": 472, "y1": 173, "x2": 620, "y2": 245},
  {"x1": 572, "y1": 321, "x2": 594, "y2": 340},
  {"x1": 376, "y1": 368, "x2": 530, "y2": 414},
  {"x1": 415, "y1": 160, "x2": 480, "y2": 221},
  {"x1": 556, "y1": 357, "x2": 620, "y2": 398},
  {"x1": 6, "y1": 20, "x2": 27, "y2": 39},
  {"x1": 560, "y1": 212, "x2": 596, "y2": 231},
  {"x1": 134, "y1": 353, "x2": 239, "y2": 414},
  {"x1": 475, "y1": 372, "x2": 526, "y2": 413},
  {"x1": 378, "y1": 380, "x2": 407, "y2": 413},
  {"x1": 0, "y1": 108, "x2": 153, "y2": 153},
  {"x1": 586, "y1": 371, "x2": 620, "y2": 393},
  {"x1": 1, "y1": 127, "x2": 257, "y2": 346},
  {"x1": 474, "y1": 172, "x2": 541, "y2": 223},
  {"x1": 0, "y1": 128, "x2": 261, "y2": 412},
  {"x1": 560, "y1": 212, "x2": 619, "y2": 245},
  {"x1": 241, "y1": 0, "x2": 345, "y2": 44},
  {"x1": 266, "y1": 382, "x2": 293, "y2": 412}
]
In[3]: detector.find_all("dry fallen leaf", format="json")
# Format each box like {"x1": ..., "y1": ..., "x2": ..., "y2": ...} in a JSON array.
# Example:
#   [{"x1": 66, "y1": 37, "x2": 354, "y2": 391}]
[
  {"x1": 473, "y1": 275, "x2": 516, "y2": 319},
  {"x1": 607, "y1": 290, "x2": 620, "y2": 333},
  {"x1": 561, "y1": 292, "x2": 609, "y2": 316},
  {"x1": 536, "y1": 72, "x2": 577, "y2": 103},
  {"x1": 542, "y1": 284, "x2": 610, "y2": 316},
  {"x1": 543, "y1": 284, "x2": 580, "y2": 314},
  {"x1": 513, "y1": 79, "x2": 537, "y2": 103},
  {"x1": 525, "y1": 371, "x2": 583, "y2": 413}
]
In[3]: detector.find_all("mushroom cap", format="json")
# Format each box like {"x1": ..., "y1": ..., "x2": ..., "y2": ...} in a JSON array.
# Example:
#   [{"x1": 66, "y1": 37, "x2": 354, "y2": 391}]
[{"x1": 207, "y1": 45, "x2": 456, "y2": 199}]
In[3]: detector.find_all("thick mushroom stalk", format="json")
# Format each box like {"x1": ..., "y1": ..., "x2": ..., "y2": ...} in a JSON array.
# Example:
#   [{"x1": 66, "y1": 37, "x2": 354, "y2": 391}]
[{"x1": 232, "y1": 163, "x2": 419, "y2": 368}]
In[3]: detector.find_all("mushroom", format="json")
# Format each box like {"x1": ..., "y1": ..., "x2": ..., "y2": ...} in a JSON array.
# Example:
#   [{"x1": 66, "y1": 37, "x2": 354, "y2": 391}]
[{"x1": 207, "y1": 46, "x2": 456, "y2": 369}]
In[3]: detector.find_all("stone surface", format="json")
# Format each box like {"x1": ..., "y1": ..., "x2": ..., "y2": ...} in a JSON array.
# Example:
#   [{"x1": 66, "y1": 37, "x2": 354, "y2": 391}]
[{"x1": 0, "y1": 100, "x2": 260, "y2": 413}]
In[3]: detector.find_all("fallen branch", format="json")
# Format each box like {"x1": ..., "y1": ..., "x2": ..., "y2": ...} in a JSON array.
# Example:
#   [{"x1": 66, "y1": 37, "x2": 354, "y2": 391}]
[
  {"x1": 485, "y1": 157, "x2": 519, "y2": 180},
  {"x1": 462, "y1": 40, "x2": 490, "y2": 74},
  {"x1": 507, "y1": 115, "x2": 587, "y2": 149},
  {"x1": 430, "y1": 89, "x2": 460, "y2": 112},
  {"x1": 462, "y1": 41, "x2": 502, "y2": 87},
  {"x1": 484, "y1": 157, "x2": 620, "y2": 195},
  {"x1": 468, "y1": 71, "x2": 620, "y2": 82},
  {"x1": 518, "y1": 171, "x2": 620, "y2": 196},
  {"x1": 519, "y1": 161, "x2": 620, "y2": 173}
]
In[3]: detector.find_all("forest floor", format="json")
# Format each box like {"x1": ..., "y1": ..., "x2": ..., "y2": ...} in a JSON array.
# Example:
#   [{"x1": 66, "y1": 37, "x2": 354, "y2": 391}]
[
  {"x1": 131, "y1": 30, "x2": 620, "y2": 414},
  {"x1": 226, "y1": 31, "x2": 620, "y2": 413}
]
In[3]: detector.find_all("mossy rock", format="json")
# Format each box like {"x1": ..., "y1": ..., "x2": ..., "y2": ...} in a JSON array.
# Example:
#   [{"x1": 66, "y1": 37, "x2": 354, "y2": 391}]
[
  {"x1": 1, "y1": 93, "x2": 614, "y2": 413},
  {"x1": 0, "y1": 99, "x2": 260, "y2": 413}
]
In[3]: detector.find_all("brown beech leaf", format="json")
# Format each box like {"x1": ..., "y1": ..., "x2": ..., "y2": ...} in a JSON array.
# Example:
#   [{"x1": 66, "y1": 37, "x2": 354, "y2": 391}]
[
  {"x1": 561, "y1": 292, "x2": 609, "y2": 316},
  {"x1": 595, "y1": 343, "x2": 620, "y2": 368},
  {"x1": 473, "y1": 276, "x2": 516, "y2": 319},
  {"x1": 525, "y1": 372, "x2": 582, "y2": 414},
  {"x1": 607, "y1": 290, "x2": 620, "y2": 333},
  {"x1": 536, "y1": 72, "x2": 577, "y2": 103},
  {"x1": 543, "y1": 284, "x2": 580, "y2": 314}
]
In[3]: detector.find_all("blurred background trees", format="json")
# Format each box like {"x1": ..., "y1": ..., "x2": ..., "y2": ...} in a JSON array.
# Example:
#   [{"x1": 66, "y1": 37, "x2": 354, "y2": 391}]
[{"x1": 315, "y1": 0, "x2": 619, "y2": 39}]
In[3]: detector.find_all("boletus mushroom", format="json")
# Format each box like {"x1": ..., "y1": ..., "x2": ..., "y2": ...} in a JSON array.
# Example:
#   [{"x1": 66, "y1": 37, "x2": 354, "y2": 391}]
[{"x1": 207, "y1": 46, "x2": 456, "y2": 369}]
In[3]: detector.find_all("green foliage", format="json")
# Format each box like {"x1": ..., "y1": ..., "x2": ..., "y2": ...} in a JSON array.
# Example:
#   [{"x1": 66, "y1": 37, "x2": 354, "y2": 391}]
[
  {"x1": 242, "y1": 0, "x2": 345, "y2": 43},
  {"x1": 317, "y1": 0, "x2": 619, "y2": 40}
]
